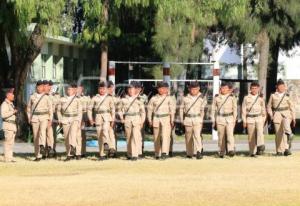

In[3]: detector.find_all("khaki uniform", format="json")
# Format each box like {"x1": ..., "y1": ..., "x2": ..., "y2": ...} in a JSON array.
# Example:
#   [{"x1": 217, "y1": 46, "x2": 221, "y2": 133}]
[
  {"x1": 147, "y1": 94, "x2": 176, "y2": 157},
  {"x1": 27, "y1": 93, "x2": 53, "y2": 158},
  {"x1": 108, "y1": 95, "x2": 120, "y2": 152},
  {"x1": 138, "y1": 94, "x2": 148, "y2": 155},
  {"x1": 46, "y1": 93, "x2": 60, "y2": 150},
  {"x1": 267, "y1": 92, "x2": 296, "y2": 153},
  {"x1": 88, "y1": 94, "x2": 115, "y2": 157},
  {"x1": 242, "y1": 94, "x2": 266, "y2": 155},
  {"x1": 1, "y1": 99, "x2": 17, "y2": 162},
  {"x1": 77, "y1": 94, "x2": 90, "y2": 156},
  {"x1": 211, "y1": 94, "x2": 237, "y2": 155},
  {"x1": 119, "y1": 95, "x2": 145, "y2": 158},
  {"x1": 57, "y1": 95, "x2": 82, "y2": 157},
  {"x1": 180, "y1": 93, "x2": 207, "y2": 157}
]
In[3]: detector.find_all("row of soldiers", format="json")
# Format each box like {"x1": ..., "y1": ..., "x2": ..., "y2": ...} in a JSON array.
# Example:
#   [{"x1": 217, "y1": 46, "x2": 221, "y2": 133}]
[{"x1": 0, "y1": 79, "x2": 296, "y2": 162}]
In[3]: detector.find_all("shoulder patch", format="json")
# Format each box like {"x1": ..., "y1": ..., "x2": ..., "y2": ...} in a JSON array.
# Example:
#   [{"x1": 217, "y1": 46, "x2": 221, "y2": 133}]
[
  {"x1": 286, "y1": 93, "x2": 290, "y2": 96},
  {"x1": 215, "y1": 94, "x2": 219, "y2": 97}
]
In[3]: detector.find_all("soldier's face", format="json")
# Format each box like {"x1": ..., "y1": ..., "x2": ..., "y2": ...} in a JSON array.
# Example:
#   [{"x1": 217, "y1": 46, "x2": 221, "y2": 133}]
[
  {"x1": 250, "y1": 86, "x2": 259, "y2": 95},
  {"x1": 136, "y1": 88, "x2": 141, "y2": 95},
  {"x1": 77, "y1": 86, "x2": 83, "y2": 94},
  {"x1": 44, "y1": 84, "x2": 51, "y2": 93},
  {"x1": 220, "y1": 86, "x2": 229, "y2": 95},
  {"x1": 158, "y1": 87, "x2": 167, "y2": 95},
  {"x1": 277, "y1": 84, "x2": 286, "y2": 93},
  {"x1": 107, "y1": 86, "x2": 114, "y2": 95},
  {"x1": 67, "y1": 87, "x2": 76, "y2": 96},
  {"x1": 7, "y1": 93, "x2": 14, "y2": 101},
  {"x1": 189, "y1": 87, "x2": 200, "y2": 96},
  {"x1": 36, "y1": 85, "x2": 44, "y2": 93},
  {"x1": 98, "y1": 87, "x2": 106, "y2": 95},
  {"x1": 128, "y1": 87, "x2": 136, "y2": 96}
]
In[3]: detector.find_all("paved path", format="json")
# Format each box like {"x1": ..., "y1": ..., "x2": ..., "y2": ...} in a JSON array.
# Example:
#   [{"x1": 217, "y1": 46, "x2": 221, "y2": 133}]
[{"x1": 1, "y1": 140, "x2": 300, "y2": 155}]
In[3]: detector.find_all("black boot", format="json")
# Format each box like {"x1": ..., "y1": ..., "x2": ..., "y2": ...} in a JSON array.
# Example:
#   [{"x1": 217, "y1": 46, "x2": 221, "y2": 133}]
[
  {"x1": 161, "y1": 153, "x2": 167, "y2": 160},
  {"x1": 40, "y1": 145, "x2": 46, "y2": 159},
  {"x1": 287, "y1": 133, "x2": 294, "y2": 149},
  {"x1": 196, "y1": 151, "x2": 203, "y2": 159},
  {"x1": 228, "y1": 151, "x2": 235, "y2": 157},
  {"x1": 70, "y1": 146, "x2": 76, "y2": 156},
  {"x1": 284, "y1": 149, "x2": 292, "y2": 156}
]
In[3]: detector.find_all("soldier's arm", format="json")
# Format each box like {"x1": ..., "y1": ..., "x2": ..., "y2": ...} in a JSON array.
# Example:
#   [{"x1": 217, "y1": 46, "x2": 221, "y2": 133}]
[
  {"x1": 56, "y1": 100, "x2": 62, "y2": 123},
  {"x1": 169, "y1": 96, "x2": 176, "y2": 124},
  {"x1": 140, "y1": 102, "x2": 146, "y2": 124},
  {"x1": 266, "y1": 95, "x2": 273, "y2": 119},
  {"x1": 179, "y1": 98, "x2": 184, "y2": 123},
  {"x1": 47, "y1": 97, "x2": 53, "y2": 122},
  {"x1": 211, "y1": 97, "x2": 217, "y2": 123},
  {"x1": 147, "y1": 97, "x2": 154, "y2": 124},
  {"x1": 77, "y1": 99, "x2": 83, "y2": 122},
  {"x1": 288, "y1": 97, "x2": 296, "y2": 124},
  {"x1": 110, "y1": 97, "x2": 115, "y2": 122},
  {"x1": 241, "y1": 97, "x2": 247, "y2": 124},
  {"x1": 261, "y1": 97, "x2": 267, "y2": 122},
  {"x1": 26, "y1": 97, "x2": 32, "y2": 122},
  {"x1": 200, "y1": 97, "x2": 207, "y2": 120},
  {"x1": 1, "y1": 103, "x2": 14, "y2": 119},
  {"x1": 232, "y1": 96, "x2": 238, "y2": 121},
  {"x1": 87, "y1": 98, "x2": 94, "y2": 122},
  {"x1": 117, "y1": 99, "x2": 125, "y2": 122}
]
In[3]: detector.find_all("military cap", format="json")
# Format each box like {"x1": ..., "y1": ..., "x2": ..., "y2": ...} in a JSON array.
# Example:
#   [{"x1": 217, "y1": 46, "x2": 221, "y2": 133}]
[
  {"x1": 98, "y1": 81, "x2": 107, "y2": 88},
  {"x1": 276, "y1": 79, "x2": 285, "y2": 86},
  {"x1": 157, "y1": 81, "x2": 169, "y2": 88},
  {"x1": 36, "y1": 80, "x2": 43, "y2": 86},
  {"x1": 68, "y1": 82, "x2": 78, "y2": 88},
  {"x1": 107, "y1": 80, "x2": 115, "y2": 88},
  {"x1": 250, "y1": 81, "x2": 260, "y2": 87},
  {"x1": 135, "y1": 81, "x2": 143, "y2": 88},
  {"x1": 42, "y1": 80, "x2": 49, "y2": 85},
  {"x1": 128, "y1": 82, "x2": 136, "y2": 88},
  {"x1": 189, "y1": 81, "x2": 200, "y2": 88},
  {"x1": 48, "y1": 80, "x2": 54, "y2": 86},
  {"x1": 220, "y1": 81, "x2": 232, "y2": 88},
  {"x1": 5, "y1": 88, "x2": 15, "y2": 95}
]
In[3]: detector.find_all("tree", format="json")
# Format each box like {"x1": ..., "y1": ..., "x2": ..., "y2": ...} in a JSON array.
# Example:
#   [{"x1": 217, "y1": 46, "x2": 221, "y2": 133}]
[{"x1": 0, "y1": 0, "x2": 66, "y2": 139}]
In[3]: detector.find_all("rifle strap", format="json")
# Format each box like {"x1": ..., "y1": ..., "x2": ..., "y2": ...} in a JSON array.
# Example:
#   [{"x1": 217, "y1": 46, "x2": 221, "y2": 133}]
[
  {"x1": 63, "y1": 95, "x2": 77, "y2": 114},
  {"x1": 184, "y1": 94, "x2": 203, "y2": 116},
  {"x1": 31, "y1": 94, "x2": 46, "y2": 116},
  {"x1": 247, "y1": 94, "x2": 260, "y2": 114}
]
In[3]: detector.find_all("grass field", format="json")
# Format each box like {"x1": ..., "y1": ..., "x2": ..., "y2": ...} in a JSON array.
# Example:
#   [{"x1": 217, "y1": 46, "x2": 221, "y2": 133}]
[{"x1": 1, "y1": 152, "x2": 300, "y2": 206}]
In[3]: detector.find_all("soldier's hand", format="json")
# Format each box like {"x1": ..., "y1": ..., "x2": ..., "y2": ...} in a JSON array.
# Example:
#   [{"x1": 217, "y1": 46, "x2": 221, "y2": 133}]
[
  {"x1": 149, "y1": 122, "x2": 153, "y2": 127},
  {"x1": 243, "y1": 122, "x2": 247, "y2": 128},
  {"x1": 110, "y1": 121, "x2": 115, "y2": 128},
  {"x1": 89, "y1": 120, "x2": 95, "y2": 126},
  {"x1": 292, "y1": 119, "x2": 296, "y2": 128},
  {"x1": 48, "y1": 120, "x2": 52, "y2": 127},
  {"x1": 14, "y1": 109, "x2": 18, "y2": 114},
  {"x1": 170, "y1": 122, "x2": 174, "y2": 128}
]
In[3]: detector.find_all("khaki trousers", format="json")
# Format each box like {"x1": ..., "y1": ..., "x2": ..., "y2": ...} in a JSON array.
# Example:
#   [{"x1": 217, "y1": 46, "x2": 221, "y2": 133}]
[
  {"x1": 108, "y1": 124, "x2": 116, "y2": 150},
  {"x1": 3, "y1": 130, "x2": 16, "y2": 161},
  {"x1": 153, "y1": 121, "x2": 172, "y2": 157},
  {"x1": 46, "y1": 123, "x2": 54, "y2": 149},
  {"x1": 32, "y1": 120, "x2": 48, "y2": 158},
  {"x1": 274, "y1": 118, "x2": 291, "y2": 153},
  {"x1": 124, "y1": 122, "x2": 141, "y2": 158},
  {"x1": 63, "y1": 121, "x2": 79, "y2": 156},
  {"x1": 247, "y1": 122, "x2": 264, "y2": 154},
  {"x1": 185, "y1": 124, "x2": 203, "y2": 157},
  {"x1": 96, "y1": 121, "x2": 110, "y2": 157},
  {"x1": 217, "y1": 123, "x2": 235, "y2": 154}
]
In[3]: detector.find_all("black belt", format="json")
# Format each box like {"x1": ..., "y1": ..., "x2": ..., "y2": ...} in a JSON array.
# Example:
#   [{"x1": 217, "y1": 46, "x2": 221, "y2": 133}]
[
  {"x1": 95, "y1": 110, "x2": 110, "y2": 114},
  {"x1": 185, "y1": 113, "x2": 200, "y2": 118},
  {"x1": 3, "y1": 119, "x2": 16, "y2": 124},
  {"x1": 63, "y1": 113, "x2": 77, "y2": 117},
  {"x1": 246, "y1": 114, "x2": 261, "y2": 118},
  {"x1": 217, "y1": 112, "x2": 233, "y2": 117},
  {"x1": 124, "y1": 112, "x2": 139, "y2": 116},
  {"x1": 154, "y1": 114, "x2": 169, "y2": 118},
  {"x1": 273, "y1": 107, "x2": 289, "y2": 112},
  {"x1": 33, "y1": 111, "x2": 48, "y2": 115}
]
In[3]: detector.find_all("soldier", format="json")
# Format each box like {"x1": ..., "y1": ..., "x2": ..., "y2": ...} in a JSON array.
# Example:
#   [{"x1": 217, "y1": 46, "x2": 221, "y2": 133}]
[
  {"x1": 242, "y1": 81, "x2": 266, "y2": 157},
  {"x1": 43, "y1": 80, "x2": 56, "y2": 158},
  {"x1": 106, "y1": 80, "x2": 119, "y2": 157},
  {"x1": 27, "y1": 80, "x2": 53, "y2": 161},
  {"x1": 267, "y1": 79, "x2": 296, "y2": 156},
  {"x1": 57, "y1": 83, "x2": 82, "y2": 161},
  {"x1": 77, "y1": 84, "x2": 90, "y2": 158},
  {"x1": 179, "y1": 82, "x2": 207, "y2": 159},
  {"x1": 1, "y1": 88, "x2": 17, "y2": 162},
  {"x1": 88, "y1": 82, "x2": 115, "y2": 160},
  {"x1": 119, "y1": 82, "x2": 146, "y2": 161},
  {"x1": 147, "y1": 81, "x2": 176, "y2": 160},
  {"x1": 135, "y1": 81, "x2": 148, "y2": 157},
  {"x1": 211, "y1": 82, "x2": 237, "y2": 158}
]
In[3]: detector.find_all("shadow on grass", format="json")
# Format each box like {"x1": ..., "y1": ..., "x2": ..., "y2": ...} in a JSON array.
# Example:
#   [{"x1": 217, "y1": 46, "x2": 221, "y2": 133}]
[{"x1": 9, "y1": 150, "x2": 284, "y2": 162}]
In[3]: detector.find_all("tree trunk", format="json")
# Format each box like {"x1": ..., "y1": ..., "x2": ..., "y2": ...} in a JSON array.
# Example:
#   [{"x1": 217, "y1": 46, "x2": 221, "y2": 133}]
[
  {"x1": 10, "y1": 25, "x2": 44, "y2": 140},
  {"x1": 267, "y1": 39, "x2": 280, "y2": 100},
  {"x1": 256, "y1": 29, "x2": 270, "y2": 99},
  {"x1": 99, "y1": 0, "x2": 109, "y2": 81},
  {"x1": 100, "y1": 41, "x2": 108, "y2": 81}
]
